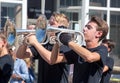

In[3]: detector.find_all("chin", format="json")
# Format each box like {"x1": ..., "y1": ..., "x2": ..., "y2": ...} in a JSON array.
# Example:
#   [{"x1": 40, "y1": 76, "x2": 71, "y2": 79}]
[{"x1": 85, "y1": 39, "x2": 90, "y2": 42}]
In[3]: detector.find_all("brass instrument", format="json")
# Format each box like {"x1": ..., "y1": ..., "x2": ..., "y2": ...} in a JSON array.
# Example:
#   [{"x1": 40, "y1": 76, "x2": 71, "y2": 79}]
[
  {"x1": 4, "y1": 14, "x2": 48, "y2": 46},
  {"x1": 47, "y1": 26, "x2": 84, "y2": 45},
  {"x1": 4, "y1": 14, "x2": 84, "y2": 46}
]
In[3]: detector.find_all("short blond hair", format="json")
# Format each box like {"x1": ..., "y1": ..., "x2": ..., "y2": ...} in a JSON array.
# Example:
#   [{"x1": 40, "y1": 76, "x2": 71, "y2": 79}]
[{"x1": 52, "y1": 12, "x2": 69, "y2": 28}]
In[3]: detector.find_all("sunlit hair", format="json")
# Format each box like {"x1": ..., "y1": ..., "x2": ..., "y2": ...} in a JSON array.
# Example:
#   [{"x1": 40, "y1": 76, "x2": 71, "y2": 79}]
[
  {"x1": 0, "y1": 32, "x2": 7, "y2": 45},
  {"x1": 0, "y1": 32, "x2": 10, "y2": 51},
  {"x1": 102, "y1": 39, "x2": 115, "y2": 52},
  {"x1": 0, "y1": 32, "x2": 14, "y2": 54},
  {"x1": 24, "y1": 58, "x2": 33, "y2": 67},
  {"x1": 89, "y1": 16, "x2": 109, "y2": 41},
  {"x1": 52, "y1": 12, "x2": 69, "y2": 28}
]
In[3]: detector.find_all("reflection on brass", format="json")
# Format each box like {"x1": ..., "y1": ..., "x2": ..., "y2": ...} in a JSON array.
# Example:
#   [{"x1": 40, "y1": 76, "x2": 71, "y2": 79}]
[
  {"x1": 3, "y1": 19, "x2": 16, "y2": 38},
  {"x1": 47, "y1": 26, "x2": 84, "y2": 45},
  {"x1": 3, "y1": 14, "x2": 48, "y2": 46}
]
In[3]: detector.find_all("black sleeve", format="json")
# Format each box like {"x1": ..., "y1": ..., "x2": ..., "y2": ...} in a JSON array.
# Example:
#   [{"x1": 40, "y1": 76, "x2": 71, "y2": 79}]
[
  {"x1": 64, "y1": 50, "x2": 79, "y2": 64},
  {"x1": 106, "y1": 57, "x2": 114, "y2": 70},
  {"x1": 29, "y1": 46, "x2": 39, "y2": 59},
  {"x1": 96, "y1": 45, "x2": 108, "y2": 68}
]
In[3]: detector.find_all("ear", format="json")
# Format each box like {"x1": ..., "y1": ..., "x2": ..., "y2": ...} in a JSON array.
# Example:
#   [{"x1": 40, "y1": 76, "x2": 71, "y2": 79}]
[
  {"x1": 3, "y1": 40, "x2": 8, "y2": 47},
  {"x1": 96, "y1": 31, "x2": 103, "y2": 38}
]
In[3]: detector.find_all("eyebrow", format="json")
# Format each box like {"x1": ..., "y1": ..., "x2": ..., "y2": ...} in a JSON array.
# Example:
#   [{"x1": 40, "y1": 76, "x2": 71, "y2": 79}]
[{"x1": 85, "y1": 25, "x2": 94, "y2": 29}]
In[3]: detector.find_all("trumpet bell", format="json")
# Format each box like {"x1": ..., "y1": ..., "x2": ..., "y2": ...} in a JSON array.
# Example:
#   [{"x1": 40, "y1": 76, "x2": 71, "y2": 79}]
[
  {"x1": 35, "y1": 14, "x2": 47, "y2": 44},
  {"x1": 7, "y1": 28, "x2": 47, "y2": 46},
  {"x1": 3, "y1": 19, "x2": 17, "y2": 46},
  {"x1": 36, "y1": 29, "x2": 46, "y2": 43},
  {"x1": 47, "y1": 26, "x2": 84, "y2": 45},
  {"x1": 7, "y1": 33, "x2": 16, "y2": 46},
  {"x1": 57, "y1": 31, "x2": 84, "y2": 45},
  {"x1": 4, "y1": 14, "x2": 48, "y2": 46},
  {"x1": 14, "y1": 28, "x2": 47, "y2": 45},
  {"x1": 16, "y1": 28, "x2": 47, "y2": 41}
]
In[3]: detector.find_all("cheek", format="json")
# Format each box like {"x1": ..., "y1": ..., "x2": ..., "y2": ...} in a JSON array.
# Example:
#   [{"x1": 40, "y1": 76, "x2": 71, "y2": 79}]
[
  {"x1": 84, "y1": 33, "x2": 91, "y2": 40},
  {"x1": 86, "y1": 31, "x2": 96, "y2": 40},
  {"x1": 0, "y1": 43, "x2": 3, "y2": 47},
  {"x1": 0, "y1": 45, "x2": 2, "y2": 51}
]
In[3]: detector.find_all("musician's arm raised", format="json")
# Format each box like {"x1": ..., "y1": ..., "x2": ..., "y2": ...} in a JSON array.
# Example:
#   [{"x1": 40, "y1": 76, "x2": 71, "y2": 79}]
[
  {"x1": 50, "y1": 43, "x2": 67, "y2": 64},
  {"x1": 16, "y1": 44, "x2": 32, "y2": 59},
  {"x1": 24, "y1": 34, "x2": 54, "y2": 64}
]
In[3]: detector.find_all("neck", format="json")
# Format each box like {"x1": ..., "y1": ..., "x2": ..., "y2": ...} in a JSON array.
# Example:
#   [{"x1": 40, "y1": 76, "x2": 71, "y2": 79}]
[
  {"x1": 86, "y1": 40, "x2": 100, "y2": 49},
  {"x1": 0, "y1": 47, "x2": 8, "y2": 57},
  {"x1": 13, "y1": 55, "x2": 17, "y2": 61}
]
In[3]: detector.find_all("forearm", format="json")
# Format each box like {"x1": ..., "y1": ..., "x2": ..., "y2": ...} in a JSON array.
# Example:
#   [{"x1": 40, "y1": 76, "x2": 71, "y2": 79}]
[
  {"x1": 32, "y1": 41, "x2": 52, "y2": 64},
  {"x1": 50, "y1": 43, "x2": 67, "y2": 64},
  {"x1": 50, "y1": 43, "x2": 60, "y2": 64},
  {"x1": 16, "y1": 45, "x2": 28, "y2": 59},
  {"x1": 68, "y1": 41, "x2": 100, "y2": 62}
]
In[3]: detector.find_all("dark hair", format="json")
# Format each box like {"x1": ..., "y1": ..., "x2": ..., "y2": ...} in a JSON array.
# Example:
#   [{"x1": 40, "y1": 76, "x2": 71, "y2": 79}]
[
  {"x1": 90, "y1": 16, "x2": 109, "y2": 41},
  {"x1": 102, "y1": 39, "x2": 115, "y2": 52}
]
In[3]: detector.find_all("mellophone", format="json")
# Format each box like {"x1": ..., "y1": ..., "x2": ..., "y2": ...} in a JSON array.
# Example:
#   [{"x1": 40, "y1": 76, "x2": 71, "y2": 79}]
[
  {"x1": 4, "y1": 15, "x2": 84, "y2": 46},
  {"x1": 47, "y1": 26, "x2": 84, "y2": 45}
]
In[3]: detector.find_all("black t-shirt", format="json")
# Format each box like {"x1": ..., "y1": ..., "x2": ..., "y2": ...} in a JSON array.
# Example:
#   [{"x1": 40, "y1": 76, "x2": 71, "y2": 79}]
[
  {"x1": 30, "y1": 43, "x2": 70, "y2": 83},
  {"x1": 64, "y1": 45, "x2": 108, "y2": 83},
  {"x1": 100, "y1": 57, "x2": 114, "y2": 83},
  {"x1": 0, "y1": 54, "x2": 14, "y2": 83}
]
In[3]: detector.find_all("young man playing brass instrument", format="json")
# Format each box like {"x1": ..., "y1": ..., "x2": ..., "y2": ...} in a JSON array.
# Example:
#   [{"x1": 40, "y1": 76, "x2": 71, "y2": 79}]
[
  {"x1": 17, "y1": 12, "x2": 70, "y2": 83},
  {"x1": 50, "y1": 16, "x2": 109, "y2": 83}
]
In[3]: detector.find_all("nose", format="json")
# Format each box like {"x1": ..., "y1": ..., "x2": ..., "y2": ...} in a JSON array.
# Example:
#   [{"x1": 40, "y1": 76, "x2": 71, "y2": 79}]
[{"x1": 83, "y1": 26, "x2": 87, "y2": 32}]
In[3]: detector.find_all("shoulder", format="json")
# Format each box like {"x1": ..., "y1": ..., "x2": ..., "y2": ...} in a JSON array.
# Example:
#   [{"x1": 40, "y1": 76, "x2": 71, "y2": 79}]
[
  {"x1": 96, "y1": 45, "x2": 108, "y2": 54},
  {"x1": 96, "y1": 45, "x2": 108, "y2": 59},
  {"x1": 2, "y1": 54, "x2": 14, "y2": 63},
  {"x1": 0, "y1": 54, "x2": 14, "y2": 70},
  {"x1": 88, "y1": 45, "x2": 108, "y2": 55},
  {"x1": 97, "y1": 45, "x2": 107, "y2": 51}
]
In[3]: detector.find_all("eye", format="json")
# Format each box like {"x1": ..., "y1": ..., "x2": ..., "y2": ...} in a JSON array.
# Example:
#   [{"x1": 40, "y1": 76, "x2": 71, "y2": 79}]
[
  {"x1": 58, "y1": 26, "x2": 67, "y2": 29},
  {"x1": 85, "y1": 25, "x2": 93, "y2": 30}
]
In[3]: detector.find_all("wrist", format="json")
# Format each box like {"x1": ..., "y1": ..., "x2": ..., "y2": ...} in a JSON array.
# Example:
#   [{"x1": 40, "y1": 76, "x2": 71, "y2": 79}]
[
  {"x1": 23, "y1": 42, "x2": 27, "y2": 46},
  {"x1": 68, "y1": 41, "x2": 73, "y2": 46}
]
